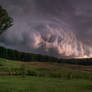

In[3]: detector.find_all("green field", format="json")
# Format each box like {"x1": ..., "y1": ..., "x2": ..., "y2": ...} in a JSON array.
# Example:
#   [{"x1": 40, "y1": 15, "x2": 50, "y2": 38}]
[
  {"x1": 0, "y1": 76, "x2": 92, "y2": 92},
  {"x1": 0, "y1": 58, "x2": 92, "y2": 92}
]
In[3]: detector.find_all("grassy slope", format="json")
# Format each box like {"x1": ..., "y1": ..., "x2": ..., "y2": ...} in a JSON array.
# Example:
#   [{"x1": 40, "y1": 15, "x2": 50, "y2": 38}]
[
  {"x1": 0, "y1": 58, "x2": 92, "y2": 92},
  {"x1": 0, "y1": 58, "x2": 92, "y2": 79}
]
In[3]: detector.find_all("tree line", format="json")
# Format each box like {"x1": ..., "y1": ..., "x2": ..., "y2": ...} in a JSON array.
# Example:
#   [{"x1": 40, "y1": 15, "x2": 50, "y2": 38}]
[
  {"x1": 0, "y1": 46, "x2": 58, "y2": 62},
  {"x1": 0, "y1": 46, "x2": 92, "y2": 65}
]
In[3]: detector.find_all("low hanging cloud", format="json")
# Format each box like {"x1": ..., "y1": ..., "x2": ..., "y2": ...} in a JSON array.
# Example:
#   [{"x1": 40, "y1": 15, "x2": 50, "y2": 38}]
[{"x1": 0, "y1": 0, "x2": 92, "y2": 58}]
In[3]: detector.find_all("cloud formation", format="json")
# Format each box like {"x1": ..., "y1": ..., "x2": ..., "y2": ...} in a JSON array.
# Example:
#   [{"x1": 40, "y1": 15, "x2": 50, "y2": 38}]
[{"x1": 0, "y1": 0, "x2": 92, "y2": 58}]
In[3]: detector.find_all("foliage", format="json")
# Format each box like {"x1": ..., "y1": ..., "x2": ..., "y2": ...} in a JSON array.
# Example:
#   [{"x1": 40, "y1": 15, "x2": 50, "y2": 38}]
[
  {"x1": 0, "y1": 46, "x2": 92, "y2": 65},
  {"x1": 0, "y1": 46, "x2": 59, "y2": 62},
  {"x1": 0, "y1": 6, "x2": 13, "y2": 34}
]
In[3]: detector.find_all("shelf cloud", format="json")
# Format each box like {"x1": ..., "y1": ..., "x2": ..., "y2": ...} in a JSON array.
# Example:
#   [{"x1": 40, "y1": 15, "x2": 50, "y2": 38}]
[{"x1": 0, "y1": 0, "x2": 92, "y2": 58}]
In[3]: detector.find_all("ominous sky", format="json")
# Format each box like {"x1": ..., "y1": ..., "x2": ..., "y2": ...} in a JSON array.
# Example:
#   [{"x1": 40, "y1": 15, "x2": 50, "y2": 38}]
[{"x1": 0, "y1": 0, "x2": 92, "y2": 58}]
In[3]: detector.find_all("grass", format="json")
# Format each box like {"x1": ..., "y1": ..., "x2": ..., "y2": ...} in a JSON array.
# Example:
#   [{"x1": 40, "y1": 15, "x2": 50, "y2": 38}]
[
  {"x1": 0, "y1": 76, "x2": 92, "y2": 92},
  {"x1": 0, "y1": 58, "x2": 92, "y2": 92},
  {"x1": 0, "y1": 58, "x2": 92, "y2": 79}
]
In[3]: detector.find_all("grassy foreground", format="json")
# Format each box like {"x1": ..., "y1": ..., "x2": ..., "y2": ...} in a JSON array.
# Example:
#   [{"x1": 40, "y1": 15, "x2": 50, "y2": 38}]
[
  {"x1": 0, "y1": 58, "x2": 92, "y2": 92},
  {"x1": 0, "y1": 76, "x2": 92, "y2": 92}
]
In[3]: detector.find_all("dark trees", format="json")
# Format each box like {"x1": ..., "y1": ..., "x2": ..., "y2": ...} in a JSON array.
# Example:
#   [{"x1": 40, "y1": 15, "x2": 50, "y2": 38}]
[{"x1": 0, "y1": 6, "x2": 13, "y2": 34}]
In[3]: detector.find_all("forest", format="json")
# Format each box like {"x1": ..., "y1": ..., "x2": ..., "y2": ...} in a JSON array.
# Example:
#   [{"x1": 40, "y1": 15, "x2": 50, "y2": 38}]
[{"x1": 0, "y1": 46, "x2": 92, "y2": 65}]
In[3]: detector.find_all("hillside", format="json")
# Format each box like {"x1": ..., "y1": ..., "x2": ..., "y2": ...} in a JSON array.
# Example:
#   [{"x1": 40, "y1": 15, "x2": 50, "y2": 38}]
[
  {"x1": 0, "y1": 58, "x2": 92, "y2": 79},
  {"x1": 0, "y1": 58, "x2": 92, "y2": 92}
]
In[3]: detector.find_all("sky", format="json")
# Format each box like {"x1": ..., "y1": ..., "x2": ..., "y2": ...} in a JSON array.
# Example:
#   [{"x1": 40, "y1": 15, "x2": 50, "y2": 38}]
[{"x1": 0, "y1": 0, "x2": 92, "y2": 58}]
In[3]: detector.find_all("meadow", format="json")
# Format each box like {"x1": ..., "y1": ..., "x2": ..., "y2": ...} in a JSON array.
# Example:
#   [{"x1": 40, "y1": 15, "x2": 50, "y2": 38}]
[
  {"x1": 0, "y1": 58, "x2": 92, "y2": 92},
  {"x1": 0, "y1": 76, "x2": 92, "y2": 92}
]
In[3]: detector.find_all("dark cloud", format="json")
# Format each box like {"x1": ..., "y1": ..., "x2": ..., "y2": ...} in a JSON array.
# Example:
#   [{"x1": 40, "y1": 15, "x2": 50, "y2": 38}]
[{"x1": 0, "y1": 0, "x2": 92, "y2": 58}]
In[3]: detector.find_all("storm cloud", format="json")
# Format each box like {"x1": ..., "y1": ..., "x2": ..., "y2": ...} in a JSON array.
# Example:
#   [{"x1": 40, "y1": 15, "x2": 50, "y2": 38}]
[{"x1": 0, "y1": 0, "x2": 92, "y2": 58}]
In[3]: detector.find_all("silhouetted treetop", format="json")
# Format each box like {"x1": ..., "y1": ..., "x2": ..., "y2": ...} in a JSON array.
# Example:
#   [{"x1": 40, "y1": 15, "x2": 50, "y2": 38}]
[{"x1": 0, "y1": 6, "x2": 13, "y2": 34}]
